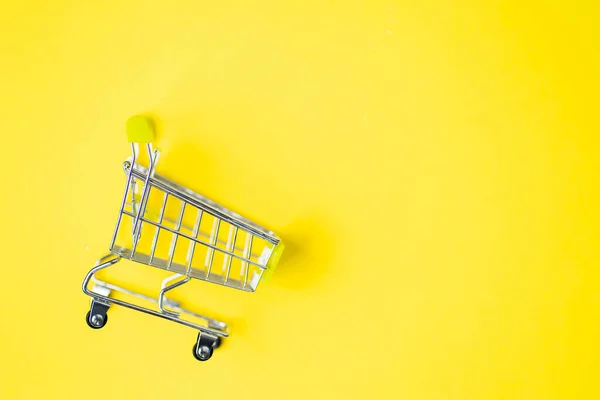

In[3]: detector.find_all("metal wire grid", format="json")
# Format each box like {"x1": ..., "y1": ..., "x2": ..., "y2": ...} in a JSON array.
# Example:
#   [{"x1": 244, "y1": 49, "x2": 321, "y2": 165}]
[{"x1": 108, "y1": 148, "x2": 279, "y2": 292}]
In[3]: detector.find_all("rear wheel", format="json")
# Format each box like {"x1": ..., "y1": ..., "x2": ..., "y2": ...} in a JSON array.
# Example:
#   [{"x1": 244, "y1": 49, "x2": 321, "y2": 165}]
[
  {"x1": 192, "y1": 333, "x2": 221, "y2": 361},
  {"x1": 192, "y1": 343, "x2": 214, "y2": 361}
]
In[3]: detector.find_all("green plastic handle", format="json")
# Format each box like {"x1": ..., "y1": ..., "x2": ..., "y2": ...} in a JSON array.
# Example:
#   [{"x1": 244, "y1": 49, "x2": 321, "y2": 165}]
[
  {"x1": 126, "y1": 115, "x2": 155, "y2": 143},
  {"x1": 262, "y1": 243, "x2": 285, "y2": 284}
]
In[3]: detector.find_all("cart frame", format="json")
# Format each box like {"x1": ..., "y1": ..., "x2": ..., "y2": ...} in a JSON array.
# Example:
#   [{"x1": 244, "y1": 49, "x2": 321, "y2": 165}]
[{"x1": 82, "y1": 125, "x2": 283, "y2": 361}]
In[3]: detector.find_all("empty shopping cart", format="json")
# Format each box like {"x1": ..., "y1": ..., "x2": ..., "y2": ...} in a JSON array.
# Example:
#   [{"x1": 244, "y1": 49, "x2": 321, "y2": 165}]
[{"x1": 82, "y1": 115, "x2": 284, "y2": 361}]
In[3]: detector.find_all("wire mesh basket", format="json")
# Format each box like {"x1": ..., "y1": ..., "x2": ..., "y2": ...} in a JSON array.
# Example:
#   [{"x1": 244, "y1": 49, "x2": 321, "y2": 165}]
[{"x1": 82, "y1": 116, "x2": 284, "y2": 361}]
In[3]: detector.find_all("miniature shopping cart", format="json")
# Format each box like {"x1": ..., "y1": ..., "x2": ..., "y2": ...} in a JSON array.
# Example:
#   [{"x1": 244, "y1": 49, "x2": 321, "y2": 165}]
[{"x1": 82, "y1": 116, "x2": 284, "y2": 361}]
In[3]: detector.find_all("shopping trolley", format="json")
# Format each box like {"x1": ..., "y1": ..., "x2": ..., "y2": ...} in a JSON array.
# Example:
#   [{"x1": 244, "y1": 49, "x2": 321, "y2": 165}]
[{"x1": 82, "y1": 116, "x2": 284, "y2": 361}]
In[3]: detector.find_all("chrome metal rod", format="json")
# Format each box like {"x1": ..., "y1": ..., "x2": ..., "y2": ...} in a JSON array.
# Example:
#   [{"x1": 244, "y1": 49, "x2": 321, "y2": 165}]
[
  {"x1": 82, "y1": 254, "x2": 229, "y2": 337},
  {"x1": 242, "y1": 234, "x2": 254, "y2": 288},
  {"x1": 186, "y1": 209, "x2": 203, "y2": 275},
  {"x1": 130, "y1": 179, "x2": 138, "y2": 234},
  {"x1": 82, "y1": 254, "x2": 122, "y2": 294},
  {"x1": 166, "y1": 202, "x2": 186, "y2": 270},
  {"x1": 223, "y1": 226, "x2": 238, "y2": 283},
  {"x1": 110, "y1": 146, "x2": 138, "y2": 250},
  {"x1": 149, "y1": 192, "x2": 169, "y2": 263},
  {"x1": 131, "y1": 145, "x2": 159, "y2": 251},
  {"x1": 158, "y1": 274, "x2": 190, "y2": 316},
  {"x1": 205, "y1": 219, "x2": 221, "y2": 277}
]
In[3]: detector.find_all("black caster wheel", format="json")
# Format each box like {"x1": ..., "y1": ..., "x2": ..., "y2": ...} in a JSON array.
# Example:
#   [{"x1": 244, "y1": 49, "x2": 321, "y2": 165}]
[
  {"x1": 86, "y1": 300, "x2": 110, "y2": 329},
  {"x1": 86, "y1": 311, "x2": 108, "y2": 329},
  {"x1": 192, "y1": 333, "x2": 221, "y2": 361},
  {"x1": 192, "y1": 343, "x2": 214, "y2": 361}
]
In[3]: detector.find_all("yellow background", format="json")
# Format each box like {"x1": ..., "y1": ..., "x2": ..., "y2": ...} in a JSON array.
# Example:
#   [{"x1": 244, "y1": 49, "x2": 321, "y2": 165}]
[{"x1": 0, "y1": 1, "x2": 598, "y2": 399}]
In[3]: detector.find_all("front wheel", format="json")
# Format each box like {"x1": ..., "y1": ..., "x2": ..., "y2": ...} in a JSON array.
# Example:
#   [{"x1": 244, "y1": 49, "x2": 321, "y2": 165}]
[{"x1": 86, "y1": 311, "x2": 108, "y2": 329}]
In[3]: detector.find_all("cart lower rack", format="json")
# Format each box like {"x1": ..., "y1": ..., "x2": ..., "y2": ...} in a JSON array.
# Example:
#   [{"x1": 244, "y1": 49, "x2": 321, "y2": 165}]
[{"x1": 82, "y1": 116, "x2": 284, "y2": 361}]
